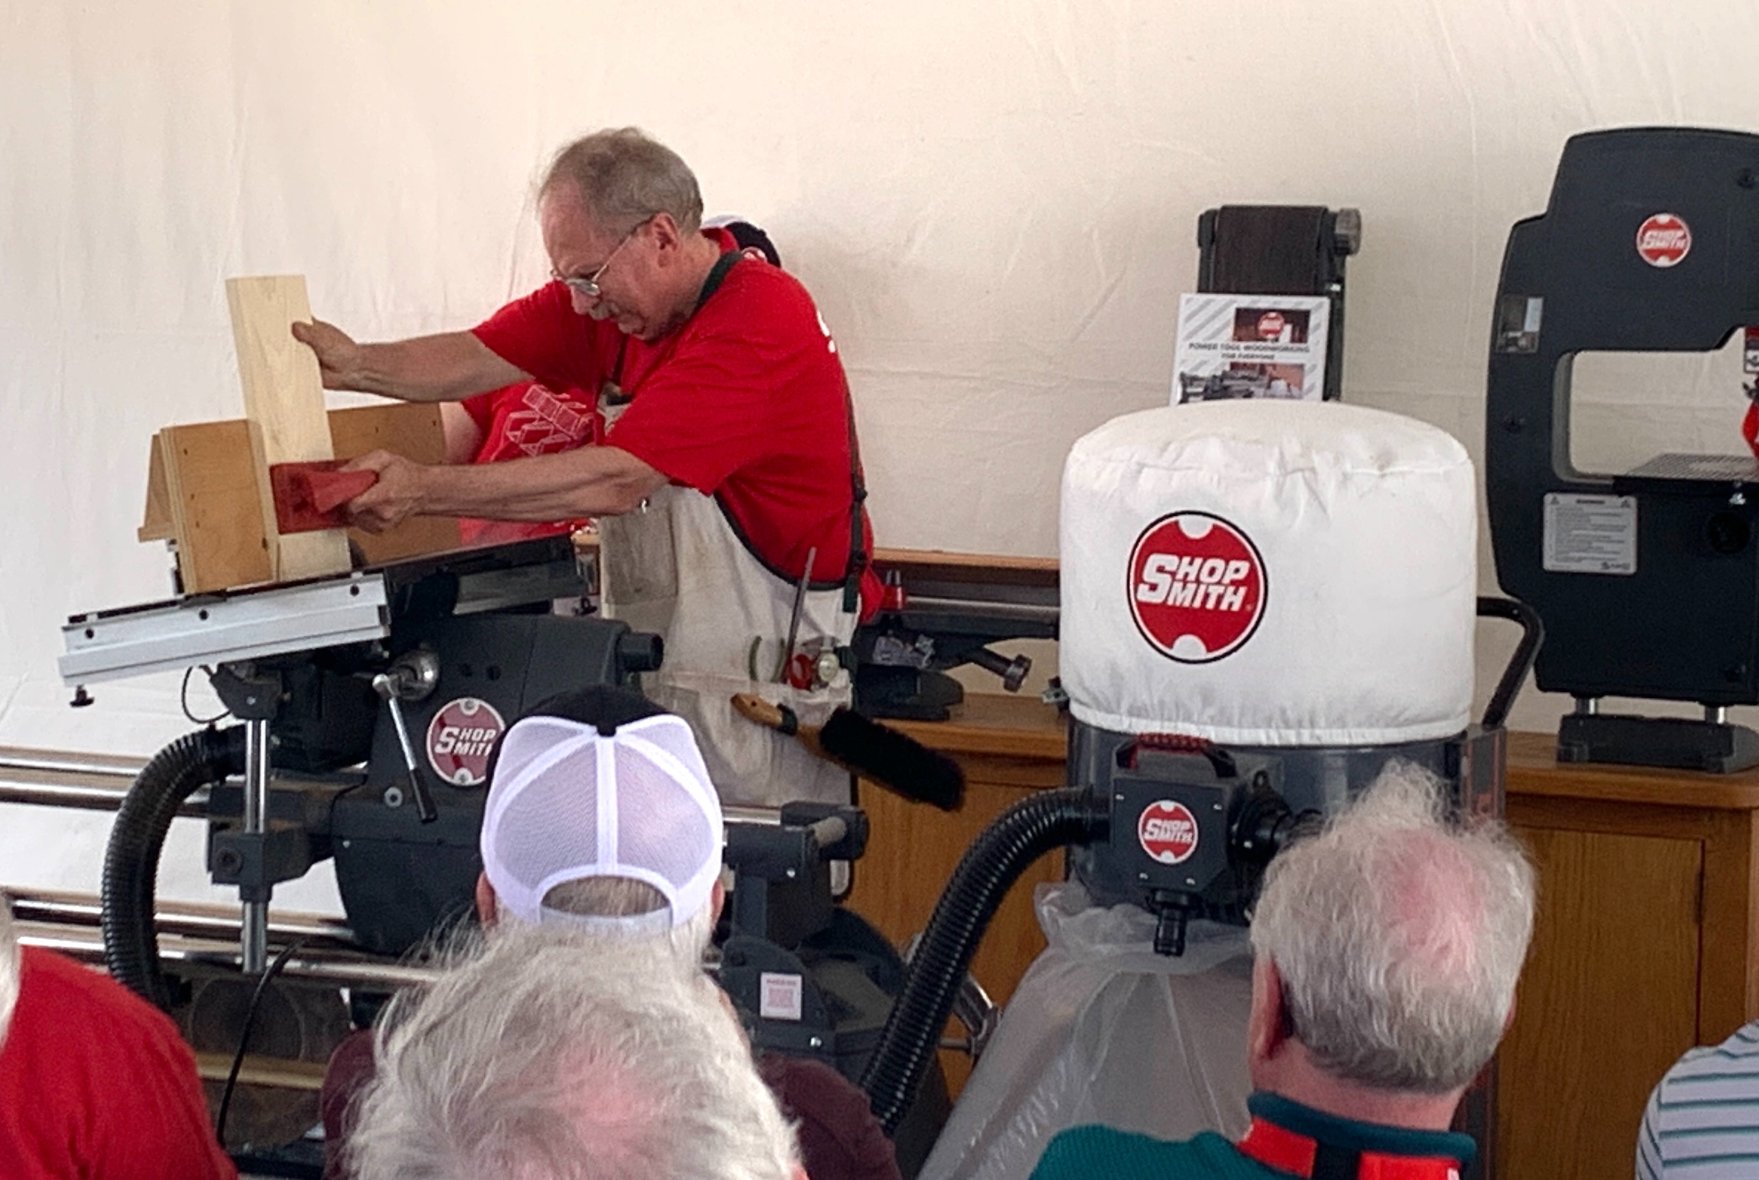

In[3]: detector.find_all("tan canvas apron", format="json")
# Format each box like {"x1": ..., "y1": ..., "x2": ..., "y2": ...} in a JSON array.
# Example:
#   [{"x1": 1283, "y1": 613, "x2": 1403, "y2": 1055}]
[{"x1": 598, "y1": 486, "x2": 856, "y2": 807}]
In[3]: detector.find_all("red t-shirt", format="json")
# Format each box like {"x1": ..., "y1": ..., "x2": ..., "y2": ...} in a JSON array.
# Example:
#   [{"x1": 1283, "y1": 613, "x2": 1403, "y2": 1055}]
[
  {"x1": 456, "y1": 380, "x2": 602, "y2": 545},
  {"x1": 0, "y1": 948, "x2": 237, "y2": 1180},
  {"x1": 472, "y1": 229, "x2": 880, "y2": 616}
]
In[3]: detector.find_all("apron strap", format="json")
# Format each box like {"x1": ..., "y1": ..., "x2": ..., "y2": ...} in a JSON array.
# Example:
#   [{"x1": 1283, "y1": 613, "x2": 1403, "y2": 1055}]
[
  {"x1": 840, "y1": 370, "x2": 869, "y2": 615},
  {"x1": 628, "y1": 242, "x2": 869, "y2": 615},
  {"x1": 698, "y1": 248, "x2": 742, "y2": 306}
]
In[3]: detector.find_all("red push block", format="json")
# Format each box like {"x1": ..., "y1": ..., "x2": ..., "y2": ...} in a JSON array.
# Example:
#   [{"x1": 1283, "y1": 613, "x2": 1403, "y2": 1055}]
[{"x1": 270, "y1": 461, "x2": 377, "y2": 534}]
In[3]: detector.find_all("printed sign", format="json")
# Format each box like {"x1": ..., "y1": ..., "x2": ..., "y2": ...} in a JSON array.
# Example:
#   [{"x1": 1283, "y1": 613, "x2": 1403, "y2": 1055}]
[
  {"x1": 1542, "y1": 494, "x2": 1637, "y2": 576},
  {"x1": 425, "y1": 697, "x2": 506, "y2": 787},
  {"x1": 1172, "y1": 293, "x2": 1331, "y2": 403},
  {"x1": 1128, "y1": 512, "x2": 1268, "y2": 662},
  {"x1": 1635, "y1": 213, "x2": 1691, "y2": 268},
  {"x1": 1138, "y1": 800, "x2": 1201, "y2": 865}
]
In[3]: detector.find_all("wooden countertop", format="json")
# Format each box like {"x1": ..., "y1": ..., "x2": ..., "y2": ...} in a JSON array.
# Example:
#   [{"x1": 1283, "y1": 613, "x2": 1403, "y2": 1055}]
[
  {"x1": 892, "y1": 706, "x2": 1759, "y2": 812},
  {"x1": 1505, "y1": 730, "x2": 1759, "y2": 810},
  {"x1": 889, "y1": 693, "x2": 1067, "y2": 761}
]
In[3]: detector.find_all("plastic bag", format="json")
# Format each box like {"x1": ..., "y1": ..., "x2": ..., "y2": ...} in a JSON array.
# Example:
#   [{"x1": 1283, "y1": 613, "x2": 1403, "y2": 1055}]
[{"x1": 918, "y1": 882, "x2": 1253, "y2": 1180}]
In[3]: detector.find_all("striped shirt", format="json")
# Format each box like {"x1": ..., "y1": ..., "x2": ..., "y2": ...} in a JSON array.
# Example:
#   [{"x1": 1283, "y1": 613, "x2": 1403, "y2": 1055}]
[{"x1": 1638, "y1": 1021, "x2": 1759, "y2": 1177}]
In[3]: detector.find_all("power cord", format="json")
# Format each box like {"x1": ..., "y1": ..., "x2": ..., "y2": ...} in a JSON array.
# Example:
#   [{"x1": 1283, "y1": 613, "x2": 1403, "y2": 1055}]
[
  {"x1": 214, "y1": 937, "x2": 310, "y2": 1148},
  {"x1": 180, "y1": 666, "x2": 231, "y2": 726}
]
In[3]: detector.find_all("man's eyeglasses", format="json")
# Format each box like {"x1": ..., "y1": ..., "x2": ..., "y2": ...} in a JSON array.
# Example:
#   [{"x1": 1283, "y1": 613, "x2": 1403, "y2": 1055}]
[{"x1": 552, "y1": 218, "x2": 648, "y2": 300}]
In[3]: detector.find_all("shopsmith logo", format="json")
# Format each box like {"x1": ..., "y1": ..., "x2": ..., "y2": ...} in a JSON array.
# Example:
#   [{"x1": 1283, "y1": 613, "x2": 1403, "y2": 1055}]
[
  {"x1": 1635, "y1": 213, "x2": 1691, "y2": 268},
  {"x1": 425, "y1": 697, "x2": 506, "y2": 787},
  {"x1": 1127, "y1": 512, "x2": 1267, "y2": 663},
  {"x1": 1138, "y1": 800, "x2": 1200, "y2": 865}
]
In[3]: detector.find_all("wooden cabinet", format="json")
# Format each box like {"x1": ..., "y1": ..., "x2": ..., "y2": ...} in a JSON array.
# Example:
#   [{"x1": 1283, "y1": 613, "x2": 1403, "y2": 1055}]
[{"x1": 1498, "y1": 733, "x2": 1759, "y2": 1180}]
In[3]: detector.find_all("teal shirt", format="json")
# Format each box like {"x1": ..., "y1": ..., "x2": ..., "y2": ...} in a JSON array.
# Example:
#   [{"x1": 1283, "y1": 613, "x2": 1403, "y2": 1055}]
[{"x1": 1031, "y1": 1093, "x2": 1478, "y2": 1179}]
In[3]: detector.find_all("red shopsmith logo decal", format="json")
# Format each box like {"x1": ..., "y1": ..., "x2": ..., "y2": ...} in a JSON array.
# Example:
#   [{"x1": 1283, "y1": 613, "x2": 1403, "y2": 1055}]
[
  {"x1": 1138, "y1": 800, "x2": 1200, "y2": 865},
  {"x1": 1636, "y1": 213, "x2": 1691, "y2": 268},
  {"x1": 1256, "y1": 311, "x2": 1286, "y2": 340},
  {"x1": 425, "y1": 697, "x2": 506, "y2": 787},
  {"x1": 1128, "y1": 512, "x2": 1267, "y2": 663}
]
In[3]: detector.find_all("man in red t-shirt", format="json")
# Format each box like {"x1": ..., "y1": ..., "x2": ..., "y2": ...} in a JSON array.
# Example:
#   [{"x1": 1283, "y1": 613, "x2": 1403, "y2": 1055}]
[
  {"x1": 291, "y1": 128, "x2": 877, "y2": 807},
  {"x1": 441, "y1": 222, "x2": 783, "y2": 547},
  {"x1": 0, "y1": 900, "x2": 237, "y2": 1180}
]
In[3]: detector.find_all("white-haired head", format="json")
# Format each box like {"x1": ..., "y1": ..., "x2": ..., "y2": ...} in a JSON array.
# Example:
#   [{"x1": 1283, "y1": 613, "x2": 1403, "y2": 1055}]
[
  {"x1": 348, "y1": 925, "x2": 799, "y2": 1180},
  {"x1": 1249, "y1": 760, "x2": 1536, "y2": 1093},
  {"x1": 0, "y1": 898, "x2": 18, "y2": 1046}
]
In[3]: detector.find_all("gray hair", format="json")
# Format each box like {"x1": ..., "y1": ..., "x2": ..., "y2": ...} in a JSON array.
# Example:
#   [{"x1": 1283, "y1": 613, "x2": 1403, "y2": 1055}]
[
  {"x1": 1249, "y1": 761, "x2": 1536, "y2": 1093},
  {"x1": 0, "y1": 897, "x2": 18, "y2": 1043},
  {"x1": 349, "y1": 925, "x2": 798, "y2": 1180},
  {"x1": 541, "y1": 128, "x2": 704, "y2": 236},
  {"x1": 497, "y1": 874, "x2": 716, "y2": 971}
]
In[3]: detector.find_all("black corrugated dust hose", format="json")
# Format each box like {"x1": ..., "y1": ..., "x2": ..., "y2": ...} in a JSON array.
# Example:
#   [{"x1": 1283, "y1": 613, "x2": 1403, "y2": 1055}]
[
  {"x1": 101, "y1": 724, "x2": 246, "y2": 1010},
  {"x1": 861, "y1": 787, "x2": 1109, "y2": 1135}
]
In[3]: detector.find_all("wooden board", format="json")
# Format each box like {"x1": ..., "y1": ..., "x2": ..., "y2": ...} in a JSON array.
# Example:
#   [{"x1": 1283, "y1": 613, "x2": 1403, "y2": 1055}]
[
  {"x1": 870, "y1": 546, "x2": 1059, "y2": 590},
  {"x1": 194, "y1": 1051, "x2": 327, "y2": 1092},
  {"x1": 225, "y1": 275, "x2": 351, "y2": 582},
  {"x1": 148, "y1": 405, "x2": 461, "y2": 592},
  {"x1": 137, "y1": 432, "x2": 175, "y2": 543},
  {"x1": 328, "y1": 402, "x2": 462, "y2": 565},
  {"x1": 158, "y1": 420, "x2": 273, "y2": 592}
]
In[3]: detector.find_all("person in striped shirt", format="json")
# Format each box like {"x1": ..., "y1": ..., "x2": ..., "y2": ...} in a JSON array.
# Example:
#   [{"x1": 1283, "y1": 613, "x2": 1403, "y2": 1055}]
[{"x1": 1638, "y1": 1021, "x2": 1759, "y2": 1177}]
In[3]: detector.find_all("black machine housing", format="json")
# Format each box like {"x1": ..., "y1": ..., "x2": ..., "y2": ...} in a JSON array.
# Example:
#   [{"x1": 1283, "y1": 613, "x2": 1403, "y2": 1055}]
[
  {"x1": 1487, "y1": 127, "x2": 1759, "y2": 771},
  {"x1": 336, "y1": 609, "x2": 656, "y2": 952},
  {"x1": 1196, "y1": 203, "x2": 1362, "y2": 401},
  {"x1": 1068, "y1": 725, "x2": 1507, "y2": 958},
  {"x1": 185, "y1": 538, "x2": 948, "y2": 1169}
]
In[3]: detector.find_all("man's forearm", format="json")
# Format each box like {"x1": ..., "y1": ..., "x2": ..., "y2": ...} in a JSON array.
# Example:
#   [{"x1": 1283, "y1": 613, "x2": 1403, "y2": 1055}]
[
  {"x1": 417, "y1": 447, "x2": 666, "y2": 521},
  {"x1": 352, "y1": 332, "x2": 527, "y2": 402}
]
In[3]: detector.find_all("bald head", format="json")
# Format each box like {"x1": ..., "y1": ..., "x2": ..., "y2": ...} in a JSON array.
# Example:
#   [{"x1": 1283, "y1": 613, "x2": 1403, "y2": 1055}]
[{"x1": 1248, "y1": 761, "x2": 1536, "y2": 1092}]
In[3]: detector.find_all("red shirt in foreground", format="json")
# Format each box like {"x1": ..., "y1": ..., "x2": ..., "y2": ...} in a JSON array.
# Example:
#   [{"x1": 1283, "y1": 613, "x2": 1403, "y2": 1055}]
[
  {"x1": 472, "y1": 229, "x2": 879, "y2": 616},
  {"x1": 0, "y1": 947, "x2": 237, "y2": 1180}
]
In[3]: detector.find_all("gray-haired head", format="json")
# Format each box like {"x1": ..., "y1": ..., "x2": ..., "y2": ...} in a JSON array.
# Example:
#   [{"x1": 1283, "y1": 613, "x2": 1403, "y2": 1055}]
[
  {"x1": 0, "y1": 897, "x2": 18, "y2": 1043},
  {"x1": 540, "y1": 128, "x2": 704, "y2": 237},
  {"x1": 348, "y1": 925, "x2": 798, "y2": 1180},
  {"x1": 1249, "y1": 761, "x2": 1536, "y2": 1093}
]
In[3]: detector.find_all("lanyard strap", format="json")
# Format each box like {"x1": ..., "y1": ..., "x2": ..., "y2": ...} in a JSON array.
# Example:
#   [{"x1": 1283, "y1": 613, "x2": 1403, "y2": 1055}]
[{"x1": 1237, "y1": 1118, "x2": 1465, "y2": 1180}]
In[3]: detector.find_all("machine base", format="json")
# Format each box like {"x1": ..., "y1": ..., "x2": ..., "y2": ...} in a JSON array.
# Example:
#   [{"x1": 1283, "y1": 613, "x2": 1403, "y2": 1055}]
[{"x1": 1557, "y1": 712, "x2": 1759, "y2": 775}]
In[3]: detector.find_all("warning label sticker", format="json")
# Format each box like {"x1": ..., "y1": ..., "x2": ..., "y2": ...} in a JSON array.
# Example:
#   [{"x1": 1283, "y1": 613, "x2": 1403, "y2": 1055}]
[
  {"x1": 759, "y1": 971, "x2": 804, "y2": 1022},
  {"x1": 1542, "y1": 494, "x2": 1637, "y2": 575}
]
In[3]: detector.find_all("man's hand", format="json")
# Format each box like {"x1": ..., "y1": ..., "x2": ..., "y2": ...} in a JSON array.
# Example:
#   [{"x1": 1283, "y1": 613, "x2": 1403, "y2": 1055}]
[
  {"x1": 291, "y1": 318, "x2": 364, "y2": 390},
  {"x1": 340, "y1": 450, "x2": 429, "y2": 533}
]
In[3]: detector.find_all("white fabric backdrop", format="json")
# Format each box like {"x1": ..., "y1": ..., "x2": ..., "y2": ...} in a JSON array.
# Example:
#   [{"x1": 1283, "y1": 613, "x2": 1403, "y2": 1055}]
[{"x1": 5, "y1": 0, "x2": 1759, "y2": 904}]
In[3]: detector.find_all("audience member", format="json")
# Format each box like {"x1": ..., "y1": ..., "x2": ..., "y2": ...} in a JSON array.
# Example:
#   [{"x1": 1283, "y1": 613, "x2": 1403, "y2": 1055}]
[
  {"x1": 349, "y1": 924, "x2": 804, "y2": 1180},
  {"x1": 1638, "y1": 1019, "x2": 1759, "y2": 1177},
  {"x1": 1032, "y1": 761, "x2": 1537, "y2": 1179},
  {"x1": 322, "y1": 685, "x2": 899, "y2": 1180},
  {"x1": 0, "y1": 894, "x2": 237, "y2": 1179}
]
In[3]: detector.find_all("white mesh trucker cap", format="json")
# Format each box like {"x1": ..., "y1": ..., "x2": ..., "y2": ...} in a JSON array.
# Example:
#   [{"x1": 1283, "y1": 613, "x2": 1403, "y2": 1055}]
[{"x1": 479, "y1": 688, "x2": 724, "y2": 934}]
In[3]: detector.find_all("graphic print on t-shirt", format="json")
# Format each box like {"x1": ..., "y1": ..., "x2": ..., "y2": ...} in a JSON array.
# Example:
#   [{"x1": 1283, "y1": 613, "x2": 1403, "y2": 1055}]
[{"x1": 501, "y1": 383, "x2": 597, "y2": 456}]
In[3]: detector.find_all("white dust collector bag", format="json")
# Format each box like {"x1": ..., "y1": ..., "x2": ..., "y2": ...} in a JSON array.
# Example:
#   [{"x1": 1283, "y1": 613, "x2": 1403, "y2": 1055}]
[{"x1": 1059, "y1": 401, "x2": 1475, "y2": 746}]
